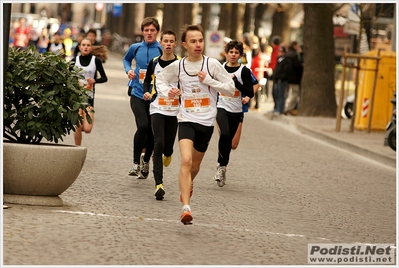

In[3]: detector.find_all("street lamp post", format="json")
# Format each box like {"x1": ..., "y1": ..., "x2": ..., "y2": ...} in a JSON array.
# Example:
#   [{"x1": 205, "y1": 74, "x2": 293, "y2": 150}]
[{"x1": 3, "y1": 3, "x2": 12, "y2": 91}]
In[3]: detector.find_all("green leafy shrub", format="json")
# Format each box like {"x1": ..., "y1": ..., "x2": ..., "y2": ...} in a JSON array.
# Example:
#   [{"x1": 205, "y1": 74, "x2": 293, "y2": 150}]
[{"x1": 4, "y1": 46, "x2": 91, "y2": 144}]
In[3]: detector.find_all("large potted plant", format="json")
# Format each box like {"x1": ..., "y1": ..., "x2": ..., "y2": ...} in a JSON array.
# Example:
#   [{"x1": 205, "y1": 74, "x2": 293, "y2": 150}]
[{"x1": 3, "y1": 46, "x2": 91, "y2": 206}]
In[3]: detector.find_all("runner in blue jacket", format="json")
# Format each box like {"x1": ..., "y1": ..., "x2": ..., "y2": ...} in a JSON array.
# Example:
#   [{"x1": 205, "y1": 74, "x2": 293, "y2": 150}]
[{"x1": 122, "y1": 17, "x2": 162, "y2": 179}]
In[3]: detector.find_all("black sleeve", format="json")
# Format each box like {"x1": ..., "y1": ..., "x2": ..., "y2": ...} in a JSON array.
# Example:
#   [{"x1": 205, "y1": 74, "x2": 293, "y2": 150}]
[
  {"x1": 144, "y1": 59, "x2": 154, "y2": 84},
  {"x1": 94, "y1": 57, "x2": 108, "y2": 84},
  {"x1": 143, "y1": 59, "x2": 155, "y2": 93},
  {"x1": 233, "y1": 67, "x2": 254, "y2": 98},
  {"x1": 74, "y1": 45, "x2": 80, "y2": 57}
]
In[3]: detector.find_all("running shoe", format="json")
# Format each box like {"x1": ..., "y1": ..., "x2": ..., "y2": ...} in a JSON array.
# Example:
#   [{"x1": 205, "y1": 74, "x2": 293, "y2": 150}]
[
  {"x1": 139, "y1": 153, "x2": 149, "y2": 179},
  {"x1": 128, "y1": 163, "x2": 140, "y2": 176},
  {"x1": 163, "y1": 155, "x2": 172, "y2": 167},
  {"x1": 154, "y1": 184, "x2": 165, "y2": 200},
  {"x1": 179, "y1": 183, "x2": 193, "y2": 202},
  {"x1": 214, "y1": 165, "x2": 227, "y2": 187},
  {"x1": 180, "y1": 207, "x2": 193, "y2": 224}
]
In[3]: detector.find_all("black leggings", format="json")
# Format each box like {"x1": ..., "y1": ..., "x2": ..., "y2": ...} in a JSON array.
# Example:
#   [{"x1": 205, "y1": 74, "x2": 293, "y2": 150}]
[
  {"x1": 216, "y1": 108, "x2": 242, "y2": 166},
  {"x1": 151, "y1": 113, "x2": 178, "y2": 185},
  {"x1": 130, "y1": 95, "x2": 154, "y2": 164}
]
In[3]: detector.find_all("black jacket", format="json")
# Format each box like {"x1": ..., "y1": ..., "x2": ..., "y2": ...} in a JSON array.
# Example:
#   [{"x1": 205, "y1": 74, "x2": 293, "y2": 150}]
[
  {"x1": 270, "y1": 56, "x2": 292, "y2": 82},
  {"x1": 285, "y1": 49, "x2": 303, "y2": 84}
]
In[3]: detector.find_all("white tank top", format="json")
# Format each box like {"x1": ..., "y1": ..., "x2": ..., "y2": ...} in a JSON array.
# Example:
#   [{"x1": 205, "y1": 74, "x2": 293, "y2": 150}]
[
  {"x1": 48, "y1": 42, "x2": 64, "y2": 54},
  {"x1": 217, "y1": 63, "x2": 244, "y2": 113},
  {"x1": 75, "y1": 56, "x2": 96, "y2": 98},
  {"x1": 177, "y1": 56, "x2": 219, "y2": 127},
  {"x1": 150, "y1": 58, "x2": 179, "y2": 116}
]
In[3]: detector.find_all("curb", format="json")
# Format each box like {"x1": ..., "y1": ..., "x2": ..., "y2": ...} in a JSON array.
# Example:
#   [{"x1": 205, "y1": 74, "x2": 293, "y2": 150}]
[
  {"x1": 295, "y1": 123, "x2": 396, "y2": 168},
  {"x1": 264, "y1": 113, "x2": 396, "y2": 168}
]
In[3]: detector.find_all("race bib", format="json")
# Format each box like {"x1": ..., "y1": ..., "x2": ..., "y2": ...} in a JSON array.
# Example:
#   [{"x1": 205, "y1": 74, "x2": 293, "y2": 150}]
[
  {"x1": 79, "y1": 79, "x2": 92, "y2": 90},
  {"x1": 158, "y1": 96, "x2": 179, "y2": 111},
  {"x1": 219, "y1": 89, "x2": 240, "y2": 100},
  {"x1": 183, "y1": 93, "x2": 210, "y2": 113},
  {"x1": 139, "y1": 69, "x2": 146, "y2": 84}
]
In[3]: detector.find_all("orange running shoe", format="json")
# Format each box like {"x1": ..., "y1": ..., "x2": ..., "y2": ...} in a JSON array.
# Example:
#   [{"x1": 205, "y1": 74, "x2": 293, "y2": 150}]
[{"x1": 180, "y1": 210, "x2": 193, "y2": 224}]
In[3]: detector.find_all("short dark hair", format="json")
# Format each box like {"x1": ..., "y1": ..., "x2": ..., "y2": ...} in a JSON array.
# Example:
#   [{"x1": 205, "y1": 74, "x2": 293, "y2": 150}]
[
  {"x1": 272, "y1": 35, "x2": 281, "y2": 45},
  {"x1": 181, "y1": 24, "x2": 203, "y2": 43},
  {"x1": 224, "y1": 40, "x2": 244, "y2": 56},
  {"x1": 86, "y1": 28, "x2": 97, "y2": 36},
  {"x1": 160, "y1": 29, "x2": 177, "y2": 41},
  {"x1": 141, "y1": 17, "x2": 160, "y2": 32},
  {"x1": 289, "y1": 41, "x2": 298, "y2": 50}
]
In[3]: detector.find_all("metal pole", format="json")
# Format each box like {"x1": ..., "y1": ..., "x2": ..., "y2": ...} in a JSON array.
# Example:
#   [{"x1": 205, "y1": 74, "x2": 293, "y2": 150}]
[
  {"x1": 349, "y1": 61, "x2": 360, "y2": 132},
  {"x1": 3, "y1": 3, "x2": 12, "y2": 90},
  {"x1": 336, "y1": 54, "x2": 347, "y2": 132},
  {"x1": 366, "y1": 49, "x2": 382, "y2": 133}
]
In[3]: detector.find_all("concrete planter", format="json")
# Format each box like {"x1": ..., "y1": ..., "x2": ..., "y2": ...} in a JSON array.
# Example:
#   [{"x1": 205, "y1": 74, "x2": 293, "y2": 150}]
[{"x1": 3, "y1": 142, "x2": 87, "y2": 206}]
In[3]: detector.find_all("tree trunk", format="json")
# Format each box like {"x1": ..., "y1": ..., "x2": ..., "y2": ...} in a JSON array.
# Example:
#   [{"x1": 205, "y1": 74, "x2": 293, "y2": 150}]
[
  {"x1": 269, "y1": 4, "x2": 295, "y2": 45},
  {"x1": 218, "y1": 4, "x2": 232, "y2": 38},
  {"x1": 299, "y1": 4, "x2": 336, "y2": 117},
  {"x1": 201, "y1": 3, "x2": 211, "y2": 31},
  {"x1": 122, "y1": 4, "x2": 134, "y2": 37},
  {"x1": 230, "y1": 3, "x2": 246, "y2": 40},
  {"x1": 162, "y1": 4, "x2": 185, "y2": 56},
  {"x1": 254, "y1": 4, "x2": 268, "y2": 37},
  {"x1": 145, "y1": 3, "x2": 158, "y2": 17},
  {"x1": 180, "y1": 3, "x2": 198, "y2": 56},
  {"x1": 243, "y1": 4, "x2": 254, "y2": 34},
  {"x1": 133, "y1": 3, "x2": 145, "y2": 36}
]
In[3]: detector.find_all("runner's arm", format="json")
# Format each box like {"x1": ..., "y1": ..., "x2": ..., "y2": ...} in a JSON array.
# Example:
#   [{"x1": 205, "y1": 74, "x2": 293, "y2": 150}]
[
  {"x1": 202, "y1": 58, "x2": 235, "y2": 96},
  {"x1": 155, "y1": 61, "x2": 180, "y2": 96}
]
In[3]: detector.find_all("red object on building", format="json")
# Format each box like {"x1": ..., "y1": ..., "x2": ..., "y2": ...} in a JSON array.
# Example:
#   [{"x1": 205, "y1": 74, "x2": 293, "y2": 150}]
[{"x1": 334, "y1": 26, "x2": 348, "y2": 38}]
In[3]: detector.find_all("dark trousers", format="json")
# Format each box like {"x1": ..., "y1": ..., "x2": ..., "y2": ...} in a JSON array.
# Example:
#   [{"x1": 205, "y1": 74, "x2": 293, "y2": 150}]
[
  {"x1": 130, "y1": 96, "x2": 154, "y2": 164},
  {"x1": 216, "y1": 108, "x2": 242, "y2": 166},
  {"x1": 273, "y1": 80, "x2": 288, "y2": 114},
  {"x1": 151, "y1": 113, "x2": 178, "y2": 185}
]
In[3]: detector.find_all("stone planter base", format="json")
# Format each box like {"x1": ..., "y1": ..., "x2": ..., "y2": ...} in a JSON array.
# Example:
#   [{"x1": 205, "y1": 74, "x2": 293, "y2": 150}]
[
  {"x1": 3, "y1": 142, "x2": 87, "y2": 206},
  {"x1": 3, "y1": 194, "x2": 63, "y2": 207}
]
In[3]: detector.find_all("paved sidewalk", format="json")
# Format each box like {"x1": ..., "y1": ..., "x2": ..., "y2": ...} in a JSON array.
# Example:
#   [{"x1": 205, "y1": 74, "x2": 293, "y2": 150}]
[{"x1": 256, "y1": 100, "x2": 396, "y2": 168}]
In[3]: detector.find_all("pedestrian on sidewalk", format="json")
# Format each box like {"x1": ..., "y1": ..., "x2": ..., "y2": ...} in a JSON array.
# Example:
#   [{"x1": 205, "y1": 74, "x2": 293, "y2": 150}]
[
  {"x1": 249, "y1": 41, "x2": 265, "y2": 111},
  {"x1": 268, "y1": 45, "x2": 292, "y2": 115},
  {"x1": 155, "y1": 24, "x2": 235, "y2": 224},
  {"x1": 123, "y1": 17, "x2": 162, "y2": 179},
  {"x1": 214, "y1": 40, "x2": 254, "y2": 187},
  {"x1": 142, "y1": 30, "x2": 180, "y2": 200},
  {"x1": 71, "y1": 38, "x2": 108, "y2": 145},
  {"x1": 284, "y1": 41, "x2": 303, "y2": 115}
]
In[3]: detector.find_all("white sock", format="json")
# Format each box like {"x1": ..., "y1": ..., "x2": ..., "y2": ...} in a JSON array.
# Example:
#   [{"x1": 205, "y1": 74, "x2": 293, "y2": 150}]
[{"x1": 182, "y1": 204, "x2": 191, "y2": 212}]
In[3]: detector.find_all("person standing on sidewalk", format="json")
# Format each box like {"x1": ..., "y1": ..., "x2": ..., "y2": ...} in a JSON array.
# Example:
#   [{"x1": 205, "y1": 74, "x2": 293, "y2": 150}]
[
  {"x1": 155, "y1": 24, "x2": 235, "y2": 224},
  {"x1": 123, "y1": 17, "x2": 162, "y2": 179},
  {"x1": 268, "y1": 46, "x2": 292, "y2": 115},
  {"x1": 284, "y1": 41, "x2": 303, "y2": 115},
  {"x1": 214, "y1": 40, "x2": 254, "y2": 187},
  {"x1": 142, "y1": 30, "x2": 180, "y2": 200},
  {"x1": 71, "y1": 38, "x2": 108, "y2": 145}
]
